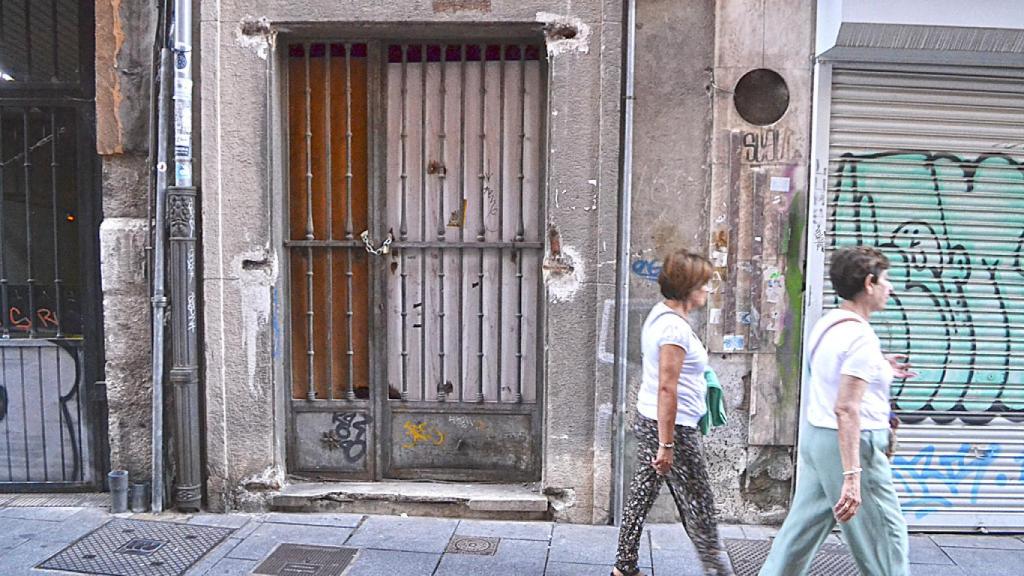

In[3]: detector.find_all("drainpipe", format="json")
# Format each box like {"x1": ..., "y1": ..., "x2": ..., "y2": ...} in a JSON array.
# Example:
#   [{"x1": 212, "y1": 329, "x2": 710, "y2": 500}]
[
  {"x1": 167, "y1": 0, "x2": 202, "y2": 512},
  {"x1": 150, "y1": 0, "x2": 171, "y2": 515},
  {"x1": 612, "y1": 0, "x2": 637, "y2": 526}
]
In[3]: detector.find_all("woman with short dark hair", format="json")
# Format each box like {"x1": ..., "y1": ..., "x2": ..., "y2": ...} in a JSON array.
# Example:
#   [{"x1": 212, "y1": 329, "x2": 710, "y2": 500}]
[
  {"x1": 759, "y1": 245, "x2": 913, "y2": 576},
  {"x1": 612, "y1": 249, "x2": 734, "y2": 576}
]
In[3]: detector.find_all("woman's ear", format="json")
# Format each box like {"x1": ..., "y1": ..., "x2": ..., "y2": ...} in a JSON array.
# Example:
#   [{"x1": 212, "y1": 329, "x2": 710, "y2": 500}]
[{"x1": 863, "y1": 273, "x2": 875, "y2": 293}]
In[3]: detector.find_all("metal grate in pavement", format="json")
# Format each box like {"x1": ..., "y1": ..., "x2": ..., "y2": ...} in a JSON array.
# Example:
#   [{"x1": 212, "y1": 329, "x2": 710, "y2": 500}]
[
  {"x1": 445, "y1": 535, "x2": 501, "y2": 556},
  {"x1": 1, "y1": 492, "x2": 110, "y2": 507},
  {"x1": 37, "y1": 518, "x2": 233, "y2": 576},
  {"x1": 252, "y1": 544, "x2": 358, "y2": 576},
  {"x1": 725, "y1": 538, "x2": 859, "y2": 576}
]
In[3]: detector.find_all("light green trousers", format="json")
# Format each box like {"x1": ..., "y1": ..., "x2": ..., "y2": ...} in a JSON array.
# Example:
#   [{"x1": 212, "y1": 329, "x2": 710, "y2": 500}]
[{"x1": 760, "y1": 425, "x2": 909, "y2": 576}]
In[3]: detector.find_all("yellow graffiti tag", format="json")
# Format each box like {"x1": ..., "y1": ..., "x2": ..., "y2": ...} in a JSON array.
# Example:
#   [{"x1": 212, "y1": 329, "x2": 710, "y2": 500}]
[{"x1": 401, "y1": 420, "x2": 446, "y2": 449}]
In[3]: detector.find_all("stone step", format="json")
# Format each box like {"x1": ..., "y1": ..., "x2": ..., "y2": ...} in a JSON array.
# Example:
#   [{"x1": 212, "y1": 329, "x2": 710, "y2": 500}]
[{"x1": 269, "y1": 481, "x2": 550, "y2": 521}]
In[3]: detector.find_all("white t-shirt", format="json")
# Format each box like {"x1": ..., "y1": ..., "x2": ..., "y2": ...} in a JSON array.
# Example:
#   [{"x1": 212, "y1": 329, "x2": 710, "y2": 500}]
[
  {"x1": 636, "y1": 302, "x2": 708, "y2": 427},
  {"x1": 806, "y1": 309, "x2": 894, "y2": 430}
]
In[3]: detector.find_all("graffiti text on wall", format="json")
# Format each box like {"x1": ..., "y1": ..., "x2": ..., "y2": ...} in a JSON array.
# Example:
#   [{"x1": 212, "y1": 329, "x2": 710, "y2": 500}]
[
  {"x1": 892, "y1": 443, "x2": 1021, "y2": 520},
  {"x1": 832, "y1": 151, "x2": 1024, "y2": 423}
]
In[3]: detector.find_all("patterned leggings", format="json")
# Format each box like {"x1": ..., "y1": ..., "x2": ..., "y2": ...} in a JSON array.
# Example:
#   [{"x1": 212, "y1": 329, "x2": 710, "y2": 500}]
[{"x1": 614, "y1": 414, "x2": 735, "y2": 575}]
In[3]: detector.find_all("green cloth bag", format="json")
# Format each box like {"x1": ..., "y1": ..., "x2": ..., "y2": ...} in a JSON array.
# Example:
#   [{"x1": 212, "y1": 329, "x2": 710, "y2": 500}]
[{"x1": 698, "y1": 367, "x2": 727, "y2": 435}]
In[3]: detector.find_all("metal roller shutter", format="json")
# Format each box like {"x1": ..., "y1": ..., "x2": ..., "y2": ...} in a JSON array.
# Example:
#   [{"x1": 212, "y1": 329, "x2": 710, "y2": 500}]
[{"x1": 820, "y1": 63, "x2": 1024, "y2": 531}]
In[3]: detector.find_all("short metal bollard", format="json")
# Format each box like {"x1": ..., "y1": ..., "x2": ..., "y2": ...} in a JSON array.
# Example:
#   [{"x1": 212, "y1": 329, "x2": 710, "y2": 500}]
[
  {"x1": 108, "y1": 470, "x2": 129, "y2": 513},
  {"x1": 130, "y1": 482, "x2": 150, "y2": 513}
]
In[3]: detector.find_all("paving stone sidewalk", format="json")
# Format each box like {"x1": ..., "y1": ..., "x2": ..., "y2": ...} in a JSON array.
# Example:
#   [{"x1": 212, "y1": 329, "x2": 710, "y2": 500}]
[{"x1": 0, "y1": 504, "x2": 1022, "y2": 575}]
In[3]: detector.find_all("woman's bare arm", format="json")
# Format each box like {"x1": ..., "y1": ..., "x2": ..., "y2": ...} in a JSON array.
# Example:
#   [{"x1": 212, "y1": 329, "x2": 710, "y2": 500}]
[{"x1": 833, "y1": 374, "x2": 867, "y2": 522}]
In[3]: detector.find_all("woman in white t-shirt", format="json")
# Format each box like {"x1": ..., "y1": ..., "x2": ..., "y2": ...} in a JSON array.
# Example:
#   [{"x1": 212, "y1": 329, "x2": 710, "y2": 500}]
[
  {"x1": 760, "y1": 246, "x2": 915, "y2": 576},
  {"x1": 612, "y1": 250, "x2": 734, "y2": 576}
]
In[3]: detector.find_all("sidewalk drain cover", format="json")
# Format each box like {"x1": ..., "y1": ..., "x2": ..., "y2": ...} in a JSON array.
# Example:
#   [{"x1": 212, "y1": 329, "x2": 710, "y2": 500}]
[
  {"x1": 252, "y1": 544, "x2": 358, "y2": 576},
  {"x1": 446, "y1": 535, "x2": 500, "y2": 556},
  {"x1": 725, "y1": 539, "x2": 858, "y2": 576},
  {"x1": 37, "y1": 518, "x2": 233, "y2": 575}
]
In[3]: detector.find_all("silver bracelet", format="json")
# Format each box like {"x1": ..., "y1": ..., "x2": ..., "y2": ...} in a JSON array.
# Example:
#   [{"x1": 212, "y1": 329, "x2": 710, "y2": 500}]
[
  {"x1": 659, "y1": 442, "x2": 675, "y2": 449},
  {"x1": 842, "y1": 467, "x2": 862, "y2": 476}
]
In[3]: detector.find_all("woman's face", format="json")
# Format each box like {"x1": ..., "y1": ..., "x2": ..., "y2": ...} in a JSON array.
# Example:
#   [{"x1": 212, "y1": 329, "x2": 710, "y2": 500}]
[
  {"x1": 866, "y1": 269, "x2": 893, "y2": 312},
  {"x1": 686, "y1": 280, "x2": 712, "y2": 309}
]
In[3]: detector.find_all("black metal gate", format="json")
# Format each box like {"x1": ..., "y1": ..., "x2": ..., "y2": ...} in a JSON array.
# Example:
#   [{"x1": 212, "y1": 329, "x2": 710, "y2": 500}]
[{"x1": 0, "y1": 0, "x2": 106, "y2": 490}]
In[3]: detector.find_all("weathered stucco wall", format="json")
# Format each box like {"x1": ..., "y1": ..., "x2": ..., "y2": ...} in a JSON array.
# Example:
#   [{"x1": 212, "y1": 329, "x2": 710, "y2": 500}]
[
  {"x1": 704, "y1": 0, "x2": 814, "y2": 523},
  {"x1": 200, "y1": 0, "x2": 623, "y2": 520},
  {"x1": 96, "y1": 0, "x2": 158, "y2": 483},
  {"x1": 627, "y1": 0, "x2": 813, "y2": 524}
]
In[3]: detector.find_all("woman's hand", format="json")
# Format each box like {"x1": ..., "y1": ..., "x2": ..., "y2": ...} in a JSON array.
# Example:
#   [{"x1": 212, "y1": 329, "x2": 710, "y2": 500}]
[
  {"x1": 651, "y1": 445, "x2": 673, "y2": 475},
  {"x1": 833, "y1": 474, "x2": 862, "y2": 522},
  {"x1": 885, "y1": 354, "x2": 918, "y2": 380}
]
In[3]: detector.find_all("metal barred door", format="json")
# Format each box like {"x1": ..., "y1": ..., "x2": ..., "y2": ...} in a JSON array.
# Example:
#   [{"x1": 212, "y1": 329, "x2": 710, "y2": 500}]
[
  {"x1": 813, "y1": 62, "x2": 1024, "y2": 529},
  {"x1": 382, "y1": 44, "x2": 544, "y2": 481},
  {"x1": 286, "y1": 43, "x2": 376, "y2": 479},
  {"x1": 284, "y1": 41, "x2": 545, "y2": 482},
  {"x1": 0, "y1": 0, "x2": 104, "y2": 490},
  {"x1": 0, "y1": 107, "x2": 98, "y2": 487}
]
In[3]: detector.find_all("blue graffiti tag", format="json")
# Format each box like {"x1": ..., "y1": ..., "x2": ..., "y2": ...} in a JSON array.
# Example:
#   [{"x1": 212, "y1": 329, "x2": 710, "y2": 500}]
[
  {"x1": 891, "y1": 443, "x2": 1006, "y2": 519},
  {"x1": 630, "y1": 259, "x2": 661, "y2": 282}
]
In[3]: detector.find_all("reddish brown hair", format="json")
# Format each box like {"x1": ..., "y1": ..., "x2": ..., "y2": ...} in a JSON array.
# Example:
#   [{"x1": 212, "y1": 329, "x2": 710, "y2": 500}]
[{"x1": 658, "y1": 250, "x2": 713, "y2": 301}]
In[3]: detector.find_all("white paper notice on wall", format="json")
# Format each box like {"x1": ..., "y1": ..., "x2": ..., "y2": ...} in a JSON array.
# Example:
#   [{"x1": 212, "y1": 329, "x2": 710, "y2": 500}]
[
  {"x1": 770, "y1": 177, "x2": 791, "y2": 193},
  {"x1": 712, "y1": 250, "x2": 728, "y2": 267},
  {"x1": 709, "y1": 308, "x2": 722, "y2": 325}
]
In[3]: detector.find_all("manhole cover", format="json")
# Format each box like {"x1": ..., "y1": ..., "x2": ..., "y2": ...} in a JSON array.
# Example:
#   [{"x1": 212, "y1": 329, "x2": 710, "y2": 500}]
[
  {"x1": 37, "y1": 518, "x2": 233, "y2": 576},
  {"x1": 252, "y1": 544, "x2": 358, "y2": 576},
  {"x1": 445, "y1": 535, "x2": 500, "y2": 556},
  {"x1": 725, "y1": 538, "x2": 859, "y2": 576}
]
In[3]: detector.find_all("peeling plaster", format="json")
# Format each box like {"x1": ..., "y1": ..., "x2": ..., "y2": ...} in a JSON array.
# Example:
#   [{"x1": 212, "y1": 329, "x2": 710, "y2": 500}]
[
  {"x1": 234, "y1": 248, "x2": 278, "y2": 395},
  {"x1": 235, "y1": 16, "x2": 275, "y2": 60},
  {"x1": 240, "y1": 464, "x2": 285, "y2": 491},
  {"x1": 544, "y1": 244, "x2": 583, "y2": 301},
  {"x1": 536, "y1": 12, "x2": 591, "y2": 56}
]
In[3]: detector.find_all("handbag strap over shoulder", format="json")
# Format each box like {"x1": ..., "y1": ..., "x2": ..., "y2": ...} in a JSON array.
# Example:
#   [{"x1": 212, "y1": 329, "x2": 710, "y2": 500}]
[{"x1": 808, "y1": 316, "x2": 864, "y2": 366}]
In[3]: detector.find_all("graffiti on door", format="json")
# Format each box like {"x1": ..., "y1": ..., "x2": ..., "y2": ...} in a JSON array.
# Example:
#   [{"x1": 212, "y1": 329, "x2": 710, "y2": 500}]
[
  {"x1": 832, "y1": 151, "x2": 1024, "y2": 422},
  {"x1": 891, "y1": 443, "x2": 1009, "y2": 519}
]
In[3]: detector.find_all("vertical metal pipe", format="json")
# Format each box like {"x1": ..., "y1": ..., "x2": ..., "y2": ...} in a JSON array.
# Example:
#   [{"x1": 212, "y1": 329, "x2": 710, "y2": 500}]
[
  {"x1": 23, "y1": 109, "x2": 36, "y2": 338},
  {"x1": 475, "y1": 44, "x2": 486, "y2": 403},
  {"x1": 168, "y1": 0, "x2": 202, "y2": 512},
  {"x1": 0, "y1": 109, "x2": 9, "y2": 338},
  {"x1": 324, "y1": 45, "x2": 334, "y2": 401},
  {"x1": 399, "y1": 45, "x2": 409, "y2": 401},
  {"x1": 613, "y1": 0, "x2": 638, "y2": 526},
  {"x1": 19, "y1": 348, "x2": 28, "y2": 478},
  {"x1": 147, "y1": 0, "x2": 169, "y2": 511},
  {"x1": 436, "y1": 47, "x2": 447, "y2": 402},
  {"x1": 496, "y1": 45, "x2": 505, "y2": 403},
  {"x1": 457, "y1": 45, "x2": 466, "y2": 403},
  {"x1": 49, "y1": 111, "x2": 63, "y2": 337},
  {"x1": 56, "y1": 347, "x2": 66, "y2": 479},
  {"x1": 344, "y1": 44, "x2": 356, "y2": 401},
  {"x1": 37, "y1": 347, "x2": 48, "y2": 480},
  {"x1": 303, "y1": 44, "x2": 316, "y2": 401},
  {"x1": 419, "y1": 45, "x2": 427, "y2": 401},
  {"x1": 2, "y1": 350, "x2": 11, "y2": 478},
  {"x1": 514, "y1": 45, "x2": 527, "y2": 404},
  {"x1": 150, "y1": 39, "x2": 170, "y2": 513}
]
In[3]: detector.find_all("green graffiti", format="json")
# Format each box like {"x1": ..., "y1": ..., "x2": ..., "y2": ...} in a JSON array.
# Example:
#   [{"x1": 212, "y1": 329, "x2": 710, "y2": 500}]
[{"x1": 832, "y1": 152, "x2": 1024, "y2": 423}]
